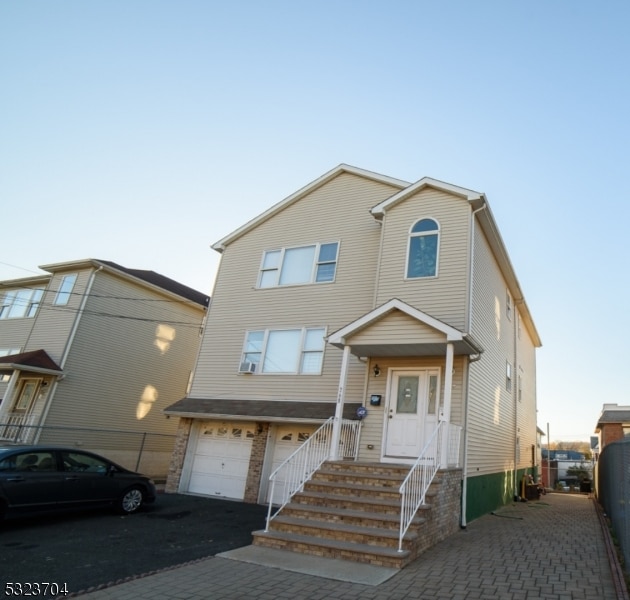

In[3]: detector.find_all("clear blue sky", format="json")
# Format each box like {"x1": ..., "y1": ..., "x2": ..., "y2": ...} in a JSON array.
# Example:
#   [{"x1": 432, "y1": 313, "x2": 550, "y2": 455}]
[{"x1": 2, "y1": 1, "x2": 628, "y2": 444}]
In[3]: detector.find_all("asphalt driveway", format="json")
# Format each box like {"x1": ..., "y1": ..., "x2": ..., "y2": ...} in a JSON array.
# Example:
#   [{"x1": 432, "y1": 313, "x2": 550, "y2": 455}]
[{"x1": 1, "y1": 492, "x2": 268, "y2": 597}]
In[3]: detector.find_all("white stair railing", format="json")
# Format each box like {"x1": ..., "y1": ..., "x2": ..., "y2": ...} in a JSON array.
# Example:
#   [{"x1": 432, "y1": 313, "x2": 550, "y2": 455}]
[
  {"x1": 265, "y1": 417, "x2": 361, "y2": 531},
  {"x1": 398, "y1": 421, "x2": 462, "y2": 552}
]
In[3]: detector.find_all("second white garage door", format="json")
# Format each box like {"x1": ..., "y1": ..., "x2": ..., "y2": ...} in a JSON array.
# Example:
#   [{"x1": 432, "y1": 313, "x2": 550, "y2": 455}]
[
  {"x1": 188, "y1": 422, "x2": 255, "y2": 500},
  {"x1": 266, "y1": 424, "x2": 318, "y2": 504}
]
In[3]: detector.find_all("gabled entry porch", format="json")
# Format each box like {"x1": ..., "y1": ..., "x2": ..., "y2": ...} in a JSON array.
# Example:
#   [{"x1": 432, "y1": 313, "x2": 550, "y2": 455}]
[{"x1": 0, "y1": 350, "x2": 63, "y2": 443}]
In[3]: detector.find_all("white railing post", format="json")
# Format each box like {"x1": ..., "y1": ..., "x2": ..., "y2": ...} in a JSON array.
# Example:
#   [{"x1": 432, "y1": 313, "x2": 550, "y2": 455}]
[{"x1": 330, "y1": 345, "x2": 351, "y2": 461}]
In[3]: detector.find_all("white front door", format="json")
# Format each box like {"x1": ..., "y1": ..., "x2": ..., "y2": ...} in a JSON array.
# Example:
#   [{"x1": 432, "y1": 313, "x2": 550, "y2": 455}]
[{"x1": 384, "y1": 369, "x2": 440, "y2": 460}]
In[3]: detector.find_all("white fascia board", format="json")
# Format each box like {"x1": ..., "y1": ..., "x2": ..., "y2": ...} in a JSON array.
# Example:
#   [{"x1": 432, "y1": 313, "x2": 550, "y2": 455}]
[
  {"x1": 0, "y1": 274, "x2": 51, "y2": 288},
  {"x1": 371, "y1": 177, "x2": 485, "y2": 217},
  {"x1": 212, "y1": 164, "x2": 410, "y2": 252},
  {"x1": 327, "y1": 298, "x2": 465, "y2": 346},
  {"x1": 8, "y1": 364, "x2": 64, "y2": 377}
]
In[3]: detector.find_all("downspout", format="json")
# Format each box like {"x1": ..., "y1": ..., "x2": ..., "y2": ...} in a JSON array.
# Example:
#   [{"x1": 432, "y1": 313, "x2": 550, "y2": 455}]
[
  {"x1": 461, "y1": 202, "x2": 486, "y2": 529},
  {"x1": 35, "y1": 266, "x2": 103, "y2": 439}
]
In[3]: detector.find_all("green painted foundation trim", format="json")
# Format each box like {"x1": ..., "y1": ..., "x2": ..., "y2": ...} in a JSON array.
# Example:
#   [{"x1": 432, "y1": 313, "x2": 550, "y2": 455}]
[{"x1": 465, "y1": 467, "x2": 537, "y2": 522}]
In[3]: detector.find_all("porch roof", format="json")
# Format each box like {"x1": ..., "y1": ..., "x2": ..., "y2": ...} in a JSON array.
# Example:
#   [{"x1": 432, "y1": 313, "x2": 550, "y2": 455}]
[
  {"x1": 164, "y1": 398, "x2": 362, "y2": 423},
  {"x1": 327, "y1": 298, "x2": 484, "y2": 358},
  {"x1": 0, "y1": 349, "x2": 63, "y2": 376}
]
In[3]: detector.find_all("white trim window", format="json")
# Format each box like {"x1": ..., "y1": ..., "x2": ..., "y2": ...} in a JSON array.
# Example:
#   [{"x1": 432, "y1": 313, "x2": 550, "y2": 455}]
[
  {"x1": 258, "y1": 242, "x2": 339, "y2": 288},
  {"x1": 406, "y1": 219, "x2": 439, "y2": 279},
  {"x1": 0, "y1": 348, "x2": 21, "y2": 357},
  {"x1": 241, "y1": 327, "x2": 326, "y2": 374},
  {"x1": 0, "y1": 288, "x2": 44, "y2": 319},
  {"x1": 54, "y1": 274, "x2": 77, "y2": 306}
]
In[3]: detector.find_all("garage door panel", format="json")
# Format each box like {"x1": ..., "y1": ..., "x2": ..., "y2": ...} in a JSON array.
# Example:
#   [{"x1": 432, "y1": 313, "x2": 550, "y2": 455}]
[{"x1": 188, "y1": 421, "x2": 254, "y2": 500}]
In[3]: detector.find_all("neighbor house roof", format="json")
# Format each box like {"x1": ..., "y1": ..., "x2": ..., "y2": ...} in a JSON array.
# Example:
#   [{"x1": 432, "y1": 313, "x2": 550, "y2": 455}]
[
  {"x1": 595, "y1": 408, "x2": 630, "y2": 432},
  {"x1": 36, "y1": 259, "x2": 210, "y2": 307},
  {"x1": 0, "y1": 349, "x2": 63, "y2": 376}
]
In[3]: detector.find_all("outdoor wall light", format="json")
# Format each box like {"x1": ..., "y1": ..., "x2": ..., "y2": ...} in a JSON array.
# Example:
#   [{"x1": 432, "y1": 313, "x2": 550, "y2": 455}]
[{"x1": 373, "y1": 364, "x2": 381, "y2": 377}]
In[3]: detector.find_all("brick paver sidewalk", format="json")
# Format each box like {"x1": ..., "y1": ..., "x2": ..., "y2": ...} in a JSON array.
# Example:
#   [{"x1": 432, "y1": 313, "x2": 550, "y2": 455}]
[{"x1": 76, "y1": 493, "x2": 625, "y2": 600}]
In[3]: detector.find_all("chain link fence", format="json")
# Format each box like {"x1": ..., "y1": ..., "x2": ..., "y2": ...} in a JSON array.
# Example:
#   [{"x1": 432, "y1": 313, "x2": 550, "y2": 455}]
[
  {"x1": 597, "y1": 438, "x2": 630, "y2": 569},
  {"x1": 0, "y1": 422, "x2": 176, "y2": 479}
]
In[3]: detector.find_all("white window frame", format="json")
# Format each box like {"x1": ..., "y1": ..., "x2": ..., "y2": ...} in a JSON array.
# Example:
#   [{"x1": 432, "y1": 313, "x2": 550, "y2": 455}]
[
  {"x1": 506, "y1": 289, "x2": 512, "y2": 321},
  {"x1": 258, "y1": 242, "x2": 339, "y2": 288},
  {"x1": 506, "y1": 361, "x2": 513, "y2": 392},
  {"x1": 405, "y1": 218, "x2": 440, "y2": 280},
  {"x1": 0, "y1": 287, "x2": 45, "y2": 319},
  {"x1": 54, "y1": 274, "x2": 77, "y2": 306},
  {"x1": 240, "y1": 327, "x2": 327, "y2": 374},
  {"x1": 0, "y1": 348, "x2": 21, "y2": 357}
]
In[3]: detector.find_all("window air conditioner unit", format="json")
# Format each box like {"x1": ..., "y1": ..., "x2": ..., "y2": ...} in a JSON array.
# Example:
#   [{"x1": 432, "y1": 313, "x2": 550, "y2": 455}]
[{"x1": 239, "y1": 361, "x2": 256, "y2": 374}]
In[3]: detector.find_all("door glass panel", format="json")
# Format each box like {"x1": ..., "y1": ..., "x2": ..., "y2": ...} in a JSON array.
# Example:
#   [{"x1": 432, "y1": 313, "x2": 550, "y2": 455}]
[
  {"x1": 397, "y1": 376, "x2": 419, "y2": 414},
  {"x1": 427, "y1": 375, "x2": 438, "y2": 415},
  {"x1": 15, "y1": 380, "x2": 39, "y2": 411}
]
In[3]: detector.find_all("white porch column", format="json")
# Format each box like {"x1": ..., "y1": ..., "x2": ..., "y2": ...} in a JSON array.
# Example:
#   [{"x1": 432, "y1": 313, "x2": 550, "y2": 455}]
[
  {"x1": 330, "y1": 345, "x2": 351, "y2": 461},
  {"x1": 441, "y1": 342, "x2": 454, "y2": 466}
]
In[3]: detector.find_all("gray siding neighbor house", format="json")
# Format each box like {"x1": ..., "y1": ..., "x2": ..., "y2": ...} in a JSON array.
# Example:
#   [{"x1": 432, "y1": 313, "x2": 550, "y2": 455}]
[
  {"x1": 0, "y1": 259, "x2": 208, "y2": 477},
  {"x1": 164, "y1": 164, "x2": 541, "y2": 566}
]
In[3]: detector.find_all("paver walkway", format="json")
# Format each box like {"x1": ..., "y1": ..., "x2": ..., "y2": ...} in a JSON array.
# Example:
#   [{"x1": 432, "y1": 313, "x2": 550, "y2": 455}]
[{"x1": 75, "y1": 493, "x2": 627, "y2": 600}]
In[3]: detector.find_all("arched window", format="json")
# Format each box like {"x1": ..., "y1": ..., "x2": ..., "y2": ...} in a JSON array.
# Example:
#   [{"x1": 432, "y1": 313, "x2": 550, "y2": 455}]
[{"x1": 407, "y1": 218, "x2": 439, "y2": 278}]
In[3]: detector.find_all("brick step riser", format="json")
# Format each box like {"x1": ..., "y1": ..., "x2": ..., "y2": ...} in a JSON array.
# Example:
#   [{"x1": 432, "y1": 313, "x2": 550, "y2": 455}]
[
  {"x1": 292, "y1": 494, "x2": 401, "y2": 514},
  {"x1": 322, "y1": 462, "x2": 410, "y2": 476},
  {"x1": 252, "y1": 535, "x2": 408, "y2": 569},
  {"x1": 312, "y1": 474, "x2": 405, "y2": 487},
  {"x1": 304, "y1": 482, "x2": 402, "y2": 501},
  {"x1": 269, "y1": 520, "x2": 412, "y2": 550},
  {"x1": 280, "y1": 507, "x2": 403, "y2": 530}
]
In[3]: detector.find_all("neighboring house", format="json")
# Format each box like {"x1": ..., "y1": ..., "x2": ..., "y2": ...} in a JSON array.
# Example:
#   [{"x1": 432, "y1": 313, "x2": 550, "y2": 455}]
[
  {"x1": 164, "y1": 164, "x2": 541, "y2": 565},
  {"x1": 0, "y1": 259, "x2": 208, "y2": 477},
  {"x1": 595, "y1": 403, "x2": 630, "y2": 452}
]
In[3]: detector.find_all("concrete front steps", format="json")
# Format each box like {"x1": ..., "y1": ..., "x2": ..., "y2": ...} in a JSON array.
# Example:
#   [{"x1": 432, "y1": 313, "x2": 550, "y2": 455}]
[{"x1": 252, "y1": 461, "x2": 439, "y2": 569}]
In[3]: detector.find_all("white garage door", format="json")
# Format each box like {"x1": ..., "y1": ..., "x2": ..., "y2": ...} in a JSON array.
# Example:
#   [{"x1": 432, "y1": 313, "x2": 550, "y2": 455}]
[
  {"x1": 188, "y1": 422, "x2": 255, "y2": 500},
  {"x1": 266, "y1": 424, "x2": 318, "y2": 504}
]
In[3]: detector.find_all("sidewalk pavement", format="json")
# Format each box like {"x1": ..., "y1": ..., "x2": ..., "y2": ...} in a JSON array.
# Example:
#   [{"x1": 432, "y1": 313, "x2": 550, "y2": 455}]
[{"x1": 75, "y1": 493, "x2": 628, "y2": 600}]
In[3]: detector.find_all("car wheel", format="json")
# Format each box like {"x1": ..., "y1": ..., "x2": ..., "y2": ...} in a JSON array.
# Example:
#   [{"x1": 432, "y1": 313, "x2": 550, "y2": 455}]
[{"x1": 118, "y1": 486, "x2": 145, "y2": 514}]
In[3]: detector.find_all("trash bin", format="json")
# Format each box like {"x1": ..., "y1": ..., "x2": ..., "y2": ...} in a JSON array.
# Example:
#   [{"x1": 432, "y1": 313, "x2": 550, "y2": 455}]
[{"x1": 580, "y1": 480, "x2": 592, "y2": 493}]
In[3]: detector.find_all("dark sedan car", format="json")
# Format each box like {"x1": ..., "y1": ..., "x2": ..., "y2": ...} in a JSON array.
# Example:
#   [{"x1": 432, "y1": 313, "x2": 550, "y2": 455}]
[{"x1": 0, "y1": 445, "x2": 156, "y2": 520}]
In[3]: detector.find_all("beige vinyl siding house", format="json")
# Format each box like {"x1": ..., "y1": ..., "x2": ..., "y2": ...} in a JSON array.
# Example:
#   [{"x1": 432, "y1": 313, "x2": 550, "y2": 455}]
[
  {"x1": 165, "y1": 164, "x2": 541, "y2": 531},
  {"x1": 0, "y1": 259, "x2": 208, "y2": 477}
]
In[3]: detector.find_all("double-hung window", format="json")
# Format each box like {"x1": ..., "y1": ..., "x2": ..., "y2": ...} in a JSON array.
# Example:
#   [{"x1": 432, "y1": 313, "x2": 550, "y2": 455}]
[
  {"x1": 0, "y1": 288, "x2": 44, "y2": 319},
  {"x1": 406, "y1": 219, "x2": 439, "y2": 279},
  {"x1": 241, "y1": 327, "x2": 326, "y2": 374},
  {"x1": 54, "y1": 274, "x2": 77, "y2": 306},
  {"x1": 259, "y1": 242, "x2": 339, "y2": 288}
]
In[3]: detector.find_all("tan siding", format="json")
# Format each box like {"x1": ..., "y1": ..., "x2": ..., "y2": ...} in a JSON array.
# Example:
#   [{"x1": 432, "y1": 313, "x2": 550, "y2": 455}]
[
  {"x1": 41, "y1": 270, "x2": 205, "y2": 439},
  {"x1": 347, "y1": 310, "x2": 446, "y2": 346},
  {"x1": 375, "y1": 188, "x2": 471, "y2": 330},
  {"x1": 25, "y1": 270, "x2": 94, "y2": 364},
  {"x1": 466, "y1": 224, "x2": 536, "y2": 477},
  {"x1": 190, "y1": 172, "x2": 401, "y2": 407}
]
